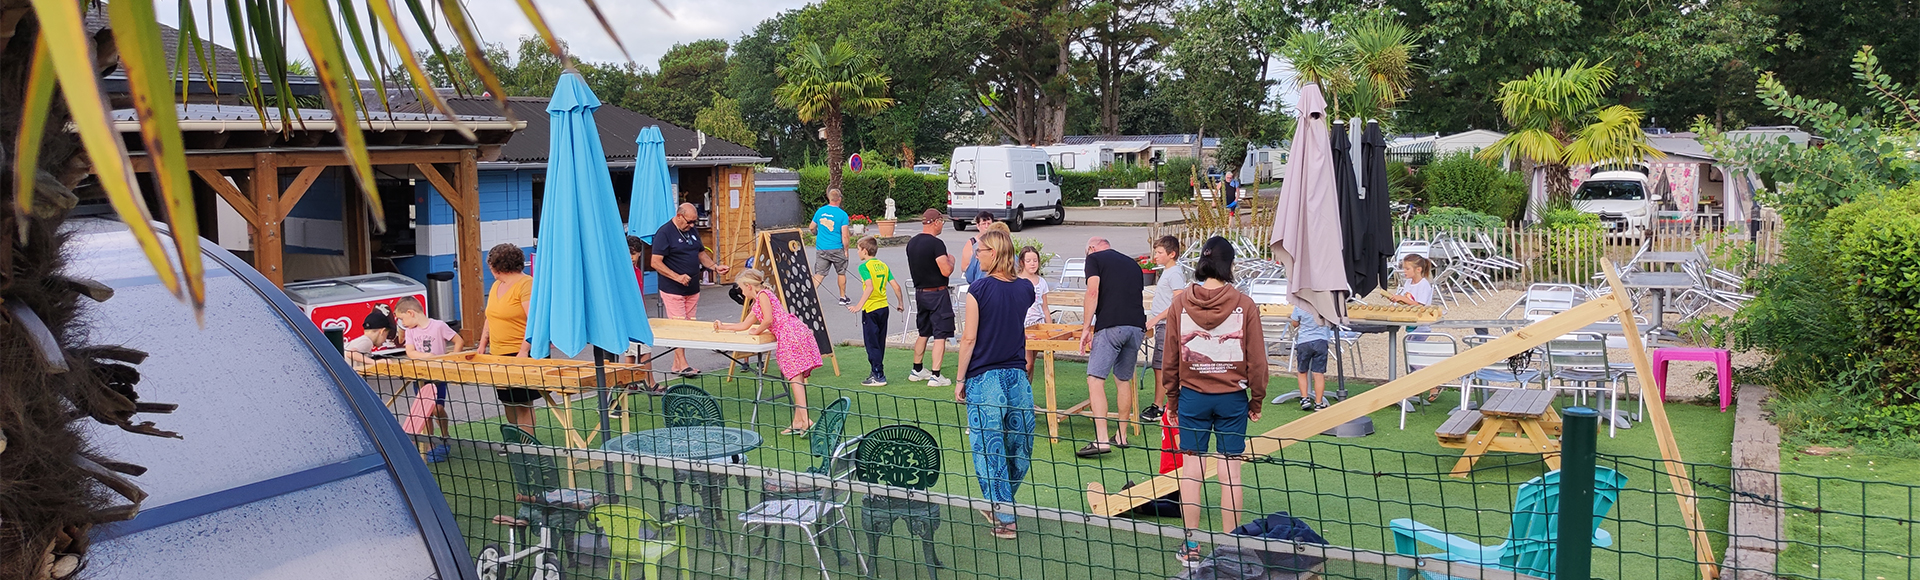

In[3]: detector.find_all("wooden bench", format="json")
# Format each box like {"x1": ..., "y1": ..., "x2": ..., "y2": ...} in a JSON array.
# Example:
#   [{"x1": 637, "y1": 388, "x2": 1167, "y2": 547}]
[
  {"x1": 1435, "y1": 409, "x2": 1484, "y2": 442},
  {"x1": 1434, "y1": 389, "x2": 1565, "y2": 477}
]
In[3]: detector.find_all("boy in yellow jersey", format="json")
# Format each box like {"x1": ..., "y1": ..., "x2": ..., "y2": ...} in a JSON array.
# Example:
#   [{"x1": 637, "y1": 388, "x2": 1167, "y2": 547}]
[{"x1": 848, "y1": 235, "x2": 905, "y2": 386}]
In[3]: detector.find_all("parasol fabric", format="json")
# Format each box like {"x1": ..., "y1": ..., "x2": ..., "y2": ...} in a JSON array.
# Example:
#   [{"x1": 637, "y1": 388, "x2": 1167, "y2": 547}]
[
  {"x1": 1268, "y1": 84, "x2": 1351, "y2": 325},
  {"x1": 1333, "y1": 121, "x2": 1365, "y2": 296},
  {"x1": 1353, "y1": 121, "x2": 1394, "y2": 297},
  {"x1": 627, "y1": 126, "x2": 677, "y2": 244},
  {"x1": 525, "y1": 72, "x2": 655, "y2": 358}
]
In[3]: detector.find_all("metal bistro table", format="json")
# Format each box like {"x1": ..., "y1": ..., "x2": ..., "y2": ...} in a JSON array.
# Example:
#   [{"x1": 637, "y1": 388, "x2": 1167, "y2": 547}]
[
  {"x1": 604, "y1": 426, "x2": 764, "y2": 547},
  {"x1": 1429, "y1": 319, "x2": 1627, "y2": 336},
  {"x1": 1633, "y1": 251, "x2": 1705, "y2": 271},
  {"x1": 1624, "y1": 271, "x2": 1696, "y2": 332}
]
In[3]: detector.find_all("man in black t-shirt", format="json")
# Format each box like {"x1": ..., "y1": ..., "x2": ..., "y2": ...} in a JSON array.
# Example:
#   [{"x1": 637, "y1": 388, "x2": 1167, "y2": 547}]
[
  {"x1": 905, "y1": 208, "x2": 956, "y2": 388},
  {"x1": 651, "y1": 203, "x2": 729, "y2": 374},
  {"x1": 1075, "y1": 236, "x2": 1147, "y2": 457}
]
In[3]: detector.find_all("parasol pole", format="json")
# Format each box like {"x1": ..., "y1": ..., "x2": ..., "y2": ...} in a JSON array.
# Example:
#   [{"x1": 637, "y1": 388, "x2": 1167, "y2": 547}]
[{"x1": 594, "y1": 347, "x2": 617, "y2": 497}]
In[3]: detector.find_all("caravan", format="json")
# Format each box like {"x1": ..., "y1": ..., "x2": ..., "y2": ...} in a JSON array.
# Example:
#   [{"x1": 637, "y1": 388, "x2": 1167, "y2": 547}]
[
  {"x1": 947, "y1": 146, "x2": 1066, "y2": 232},
  {"x1": 1041, "y1": 144, "x2": 1114, "y2": 172}
]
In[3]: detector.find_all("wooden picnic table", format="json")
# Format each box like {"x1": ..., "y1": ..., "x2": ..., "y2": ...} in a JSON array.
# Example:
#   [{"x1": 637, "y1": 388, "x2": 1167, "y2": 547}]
[
  {"x1": 1434, "y1": 389, "x2": 1565, "y2": 478},
  {"x1": 1025, "y1": 323, "x2": 1153, "y2": 442}
]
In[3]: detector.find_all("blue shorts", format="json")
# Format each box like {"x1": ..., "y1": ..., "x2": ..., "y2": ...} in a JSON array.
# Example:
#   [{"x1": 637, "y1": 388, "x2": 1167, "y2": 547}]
[
  {"x1": 1295, "y1": 339, "x2": 1329, "y2": 374},
  {"x1": 418, "y1": 381, "x2": 448, "y2": 406},
  {"x1": 1177, "y1": 388, "x2": 1249, "y2": 455}
]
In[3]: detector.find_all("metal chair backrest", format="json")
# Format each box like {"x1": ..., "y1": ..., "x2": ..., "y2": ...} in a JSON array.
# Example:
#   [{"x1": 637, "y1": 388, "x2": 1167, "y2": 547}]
[
  {"x1": 1463, "y1": 334, "x2": 1535, "y2": 379},
  {"x1": 1394, "y1": 240, "x2": 1432, "y2": 261},
  {"x1": 807, "y1": 398, "x2": 853, "y2": 474},
  {"x1": 1545, "y1": 332, "x2": 1611, "y2": 372},
  {"x1": 1245, "y1": 277, "x2": 1289, "y2": 305},
  {"x1": 501, "y1": 424, "x2": 561, "y2": 498},
  {"x1": 1524, "y1": 284, "x2": 1580, "y2": 321},
  {"x1": 1401, "y1": 332, "x2": 1459, "y2": 373},
  {"x1": 663, "y1": 384, "x2": 723, "y2": 428},
  {"x1": 854, "y1": 424, "x2": 942, "y2": 491},
  {"x1": 1501, "y1": 467, "x2": 1629, "y2": 578},
  {"x1": 590, "y1": 504, "x2": 681, "y2": 556}
]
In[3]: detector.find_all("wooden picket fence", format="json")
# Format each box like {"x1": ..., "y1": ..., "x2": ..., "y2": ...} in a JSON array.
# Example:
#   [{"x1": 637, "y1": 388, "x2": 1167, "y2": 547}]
[{"x1": 1148, "y1": 219, "x2": 1782, "y2": 289}]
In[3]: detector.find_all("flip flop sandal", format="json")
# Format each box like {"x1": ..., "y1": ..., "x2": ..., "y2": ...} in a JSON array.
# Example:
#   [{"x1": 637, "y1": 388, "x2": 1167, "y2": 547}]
[
  {"x1": 1075, "y1": 442, "x2": 1112, "y2": 458},
  {"x1": 991, "y1": 522, "x2": 1017, "y2": 539}
]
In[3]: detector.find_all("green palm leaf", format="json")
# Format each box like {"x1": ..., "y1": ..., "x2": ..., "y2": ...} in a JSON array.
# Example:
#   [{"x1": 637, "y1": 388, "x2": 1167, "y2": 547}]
[
  {"x1": 109, "y1": 0, "x2": 209, "y2": 309},
  {"x1": 287, "y1": 0, "x2": 383, "y2": 225},
  {"x1": 12, "y1": 34, "x2": 55, "y2": 240}
]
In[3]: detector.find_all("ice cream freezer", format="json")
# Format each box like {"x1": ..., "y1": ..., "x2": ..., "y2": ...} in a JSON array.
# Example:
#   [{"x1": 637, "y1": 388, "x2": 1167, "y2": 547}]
[{"x1": 284, "y1": 273, "x2": 426, "y2": 355}]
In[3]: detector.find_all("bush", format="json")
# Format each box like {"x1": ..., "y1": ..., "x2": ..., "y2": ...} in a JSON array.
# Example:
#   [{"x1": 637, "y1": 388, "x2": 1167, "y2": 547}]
[
  {"x1": 1408, "y1": 207, "x2": 1502, "y2": 231},
  {"x1": 1418, "y1": 151, "x2": 1527, "y2": 221},
  {"x1": 1057, "y1": 158, "x2": 1199, "y2": 206},
  {"x1": 795, "y1": 166, "x2": 948, "y2": 222},
  {"x1": 1531, "y1": 206, "x2": 1604, "y2": 283}
]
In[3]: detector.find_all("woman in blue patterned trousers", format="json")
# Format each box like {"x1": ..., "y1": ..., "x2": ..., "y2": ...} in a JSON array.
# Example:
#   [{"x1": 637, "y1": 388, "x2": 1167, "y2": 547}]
[{"x1": 954, "y1": 229, "x2": 1036, "y2": 540}]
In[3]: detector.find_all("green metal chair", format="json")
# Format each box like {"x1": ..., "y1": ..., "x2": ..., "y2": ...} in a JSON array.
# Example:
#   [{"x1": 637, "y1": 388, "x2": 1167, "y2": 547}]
[
  {"x1": 589, "y1": 504, "x2": 689, "y2": 580},
  {"x1": 855, "y1": 424, "x2": 944, "y2": 579},
  {"x1": 734, "y1": 435, "x2": 866, "y2": 580},
  {"x1": 762, "y1": 397, "x2": 853, "y2": 502},
  {"x1": 1390, "y1": 467, "x2": 1628, "y2": 580},
  {"x1": 660, "y1": 384, "x2": 739, "y2": 545},
  {"x1": 475, "y1": 425, "x2": 611, "y2": 580}
]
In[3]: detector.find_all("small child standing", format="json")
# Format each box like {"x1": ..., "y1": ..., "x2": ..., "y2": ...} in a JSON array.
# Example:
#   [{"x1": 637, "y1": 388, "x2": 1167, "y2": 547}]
[
  {"x1": 397, "y1": 297, "x2": 462, "y2": 463},
  {"x1": 344, "y1": 305, "x2": 398, "y2": 368},
  {"x1": 847, "y1": 236, "x2": 905, "y2": 387},
  {"x1": 1291, "y1": 307, "x2": 1334, "y2": 410}
]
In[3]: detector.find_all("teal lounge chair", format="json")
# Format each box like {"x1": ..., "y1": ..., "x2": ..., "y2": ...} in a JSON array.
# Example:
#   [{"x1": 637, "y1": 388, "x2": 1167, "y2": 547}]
[{"x1": 1391, "y1": 467, "x2": 1627, "y2": 580}]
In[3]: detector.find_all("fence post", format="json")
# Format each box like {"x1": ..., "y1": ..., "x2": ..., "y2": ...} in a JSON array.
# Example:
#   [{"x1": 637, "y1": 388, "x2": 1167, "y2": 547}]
[{"x1": 1557, "y1": 406, "x2": 1600, "y2": 580}]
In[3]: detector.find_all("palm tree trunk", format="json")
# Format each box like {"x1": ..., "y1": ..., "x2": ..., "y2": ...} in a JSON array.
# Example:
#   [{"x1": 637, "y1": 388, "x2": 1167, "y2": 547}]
[
  {"x1": 825, "y1": 109, "x2": 845, "y2": 193},
  {"x1": 1545, "y1": 162, "x2": 1573, "y2": 203}
]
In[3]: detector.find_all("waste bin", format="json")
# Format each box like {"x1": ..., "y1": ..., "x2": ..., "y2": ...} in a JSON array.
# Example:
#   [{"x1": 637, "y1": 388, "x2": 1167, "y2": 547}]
[
  {"x1": 284, "y1": 273, "x2": 427, "y2": 355},
  {"x1": 426, "y1": 271, "x2": 456, "y2": 323}
]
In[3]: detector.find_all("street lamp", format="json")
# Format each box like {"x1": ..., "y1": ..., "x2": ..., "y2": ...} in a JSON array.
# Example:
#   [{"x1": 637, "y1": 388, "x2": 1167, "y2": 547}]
[{"x1": 1151, "y1": 150, "x2": 1166, "y2": 224}]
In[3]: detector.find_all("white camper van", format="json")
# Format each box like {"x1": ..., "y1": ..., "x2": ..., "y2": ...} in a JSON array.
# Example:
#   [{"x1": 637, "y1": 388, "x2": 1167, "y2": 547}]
[
  {"x1": 1041, "y1": 144, "x2": 1114, "y2": 172},
  {"x1": 947, "y1": 146, "x2": 1066, "y2": 232},
  {"x1": 1574, "y1": 169, "x2": 1657, "y2": 238}
]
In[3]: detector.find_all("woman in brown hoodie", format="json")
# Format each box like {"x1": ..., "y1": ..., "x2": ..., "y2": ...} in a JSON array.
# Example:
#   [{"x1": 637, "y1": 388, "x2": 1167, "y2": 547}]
[{"x1": 1158, "y1": 236, "x2": 1267, "y2": 565}]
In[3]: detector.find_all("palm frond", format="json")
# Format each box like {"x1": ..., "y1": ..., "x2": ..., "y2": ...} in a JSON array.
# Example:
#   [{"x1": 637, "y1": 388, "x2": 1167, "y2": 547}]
[
  {"x1": 1482, "y1": 129, "x2": 1568, "y2": 167},
  {"x1": 12, "y1": 34, "x2": 56, "y2": 240},
  {"x1": 1565, "y1": 105, "x2": 1660, "y2": 166},
  {"x1": 109, "y1": 0, "x2": 208, "y2": 309}
]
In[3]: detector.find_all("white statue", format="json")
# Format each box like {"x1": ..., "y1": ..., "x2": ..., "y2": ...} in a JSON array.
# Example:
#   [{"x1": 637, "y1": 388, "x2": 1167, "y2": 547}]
[{"x1": 883, "y1": 198, "x2": 897, "y2": 221}]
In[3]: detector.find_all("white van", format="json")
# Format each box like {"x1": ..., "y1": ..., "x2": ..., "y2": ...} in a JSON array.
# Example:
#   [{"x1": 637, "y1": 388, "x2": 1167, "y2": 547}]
[
  {"x1": 946, "y1": 146, "x2": 1065, "y2": 232},
  {"x1": 1573, "y1": 169, "x2": 1658, "y2": 238}
]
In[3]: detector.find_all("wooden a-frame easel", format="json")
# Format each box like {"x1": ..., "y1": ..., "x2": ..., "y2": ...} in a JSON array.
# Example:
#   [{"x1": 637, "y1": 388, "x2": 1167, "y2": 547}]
[
  {"x1": 746, "y1": 229, "x2": 840, "y2": 376},
  {"x1": 1084, "y1": 258, "x2": 1719, "y2": 580}
]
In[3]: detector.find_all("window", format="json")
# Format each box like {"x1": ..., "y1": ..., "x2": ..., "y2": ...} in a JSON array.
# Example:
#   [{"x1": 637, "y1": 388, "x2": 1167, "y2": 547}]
[
  {"x1": 1060, "y1": 153, "x2": 1076, "y2": 170},
  {"x1": 1035, "y1": 163, "x2": 1048, "y2": 181}
]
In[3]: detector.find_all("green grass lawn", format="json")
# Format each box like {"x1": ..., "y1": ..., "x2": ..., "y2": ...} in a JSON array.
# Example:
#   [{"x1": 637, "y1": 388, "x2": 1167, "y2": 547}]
[
  {"x1": 423, "y1": 345, "x2": 1739, "y2": 579},
  {"x1": 1775, "y1": 449, "x2": 1920, "y2": 580}
]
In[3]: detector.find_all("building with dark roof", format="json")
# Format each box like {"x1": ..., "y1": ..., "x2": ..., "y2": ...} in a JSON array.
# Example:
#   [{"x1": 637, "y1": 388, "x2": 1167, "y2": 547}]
[
  {"x1": 85, "y1": 9, "x2": 323, "y2": 104},
  {"x1": 1058, "y1": 133, "x2": 1222, "y2": 167}
]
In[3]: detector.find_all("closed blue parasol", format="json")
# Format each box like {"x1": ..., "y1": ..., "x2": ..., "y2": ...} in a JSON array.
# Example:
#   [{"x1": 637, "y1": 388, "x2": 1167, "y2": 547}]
[
  {"x1": 627, "y1": 126, "x2": 676, "y2": 244},
  {"x1": 526, "y1": 71, "x2": 654, "y2": 357}
]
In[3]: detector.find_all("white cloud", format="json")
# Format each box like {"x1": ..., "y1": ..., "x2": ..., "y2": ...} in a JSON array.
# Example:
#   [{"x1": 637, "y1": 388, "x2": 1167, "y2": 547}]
[{"x1": 156, "y1": 0, "x2": 810, "y2": 73}]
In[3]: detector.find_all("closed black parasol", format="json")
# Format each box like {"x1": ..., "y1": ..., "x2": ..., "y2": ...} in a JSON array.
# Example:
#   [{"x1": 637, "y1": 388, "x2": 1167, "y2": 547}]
[{"x1": 1354, "y1": 121, "x2": 1395, "y2": 296}]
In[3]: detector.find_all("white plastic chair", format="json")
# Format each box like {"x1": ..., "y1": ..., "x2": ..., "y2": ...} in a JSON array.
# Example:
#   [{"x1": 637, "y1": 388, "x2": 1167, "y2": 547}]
[
  {"x1": 1544, "y1": 332, "x2": 1627, "y2": 437},
  {"x1": 1056, "y1": 258, "x2": 1087, "y2": 289},
  {"x1": 1399, "y1": 332, "x2": 1465, "y2": 430}
]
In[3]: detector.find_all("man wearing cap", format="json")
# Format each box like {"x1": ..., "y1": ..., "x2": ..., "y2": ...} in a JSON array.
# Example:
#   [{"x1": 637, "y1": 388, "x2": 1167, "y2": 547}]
[{"x1": 905, "y1": 208, "x2": 956, "y2": 387}]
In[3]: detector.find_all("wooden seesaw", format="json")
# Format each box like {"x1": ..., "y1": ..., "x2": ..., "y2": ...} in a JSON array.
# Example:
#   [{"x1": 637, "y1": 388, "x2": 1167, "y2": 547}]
[{"x1": 1084, "y1": 259, "x2": 1720, "y2": 580}]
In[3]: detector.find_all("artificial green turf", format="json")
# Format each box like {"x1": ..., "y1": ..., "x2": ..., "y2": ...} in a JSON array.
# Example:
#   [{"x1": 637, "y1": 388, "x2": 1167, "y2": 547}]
[
  {"x1": 1774, "y1": 450, "x2": 1920, "y2": 580},
  {"x1": 424, "y1": 345, "x2": 1740, "y2": 579}
]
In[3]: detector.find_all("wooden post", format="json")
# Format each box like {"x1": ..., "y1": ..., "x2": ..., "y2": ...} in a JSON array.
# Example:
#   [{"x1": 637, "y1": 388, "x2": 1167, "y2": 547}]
[
  {"x1": 456, "y1": 151, "x2": 484, "y2": 339},
  {"x1": 342, "y1": 169, "x2": 372, "y2": 275},
  {"x1": 251, "y1": 153, "x2": 283, "y2": 286}
]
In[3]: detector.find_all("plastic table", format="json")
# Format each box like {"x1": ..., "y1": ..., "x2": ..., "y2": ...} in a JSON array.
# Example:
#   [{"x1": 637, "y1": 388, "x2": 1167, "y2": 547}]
[{"x1": 1651, "y1": 347, "x2": 1733, "y2": 411}]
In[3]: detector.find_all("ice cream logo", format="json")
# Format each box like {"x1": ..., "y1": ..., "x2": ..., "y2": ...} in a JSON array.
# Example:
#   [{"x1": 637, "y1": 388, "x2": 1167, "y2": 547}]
[{"x1": 320, "y1": 317, "x2": 353, "y2": 332}]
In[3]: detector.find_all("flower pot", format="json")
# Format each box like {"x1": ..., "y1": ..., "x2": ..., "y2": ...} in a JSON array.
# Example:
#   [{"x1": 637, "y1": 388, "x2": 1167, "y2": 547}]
[
  {"x1": 876, "y1": 220, "x2": 896, "y2": 237},
  {"x1": 1142, "y1": 270, "x2": 1159, "y2": 286}
]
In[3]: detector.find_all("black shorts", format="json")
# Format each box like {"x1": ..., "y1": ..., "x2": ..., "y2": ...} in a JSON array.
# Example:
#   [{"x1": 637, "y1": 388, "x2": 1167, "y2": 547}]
[
  {"x1": 915, "y1": 289, "x2": 955, "y2": 339},
  {"x1": 496, "y1": 387, "x2": 541, "y2": 406}
]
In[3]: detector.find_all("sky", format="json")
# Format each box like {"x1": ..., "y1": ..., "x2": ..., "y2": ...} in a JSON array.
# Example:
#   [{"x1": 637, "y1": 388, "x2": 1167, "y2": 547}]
[{"x1": 155, "y1": 0, "x2": 812, "y2": 72}]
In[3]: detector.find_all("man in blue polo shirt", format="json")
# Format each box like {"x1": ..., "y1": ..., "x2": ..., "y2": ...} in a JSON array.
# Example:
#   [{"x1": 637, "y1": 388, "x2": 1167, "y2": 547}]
[{"x1": 810, "y1": 188, "x2": 853, "y2": 305}]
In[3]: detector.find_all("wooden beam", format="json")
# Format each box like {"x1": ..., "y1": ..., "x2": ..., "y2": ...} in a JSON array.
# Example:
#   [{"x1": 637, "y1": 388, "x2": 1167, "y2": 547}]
[
  {"x1": 1601, "y1": 260, "x2": 1721, "y2": 580},
  {"x1": 250, "y1": 153, "x2": 284, "y2": 285},
  {"x1": 343, "y1": 175, "x2": 372, "y2": 276},
  {"x1": 130, "y1": 147, "x2": 473, "y2": 173},
  {"x1": 455, "y1": 150, "x2": 484, "y2": 340},
  {"x1": 277, "y1": 165, "x2": 327, "y2": 217},
  {"x1": 415, "y1": 162, "x2": 464, "y2": 217},
  {"x1": 1086, "y1": 296, "x2": 1633, "y2": 517},
  {"x1": 193, "y1": 169, "x2": 259, "y2": 228}
]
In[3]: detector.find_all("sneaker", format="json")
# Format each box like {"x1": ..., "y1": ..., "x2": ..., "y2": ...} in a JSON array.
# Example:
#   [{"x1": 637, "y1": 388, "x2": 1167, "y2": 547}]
[
  {"x1": 837, "y1": 296, "x2": 852, "y2": 306},
  {"x1": 1176, "y1": 542, "x2": 1204, "y2": 566},
  {"x1": 908, "y1": 368, "x2": 933, "y2": 382},
  {"x1": 926, "y1": 375, "x2": 952, "y2": 388},
  {"x1": 862, "y1": 375, "x2": 888, "y2": 387},
  {"x1": 1313, "y1": 401, "x2": 1329, "y2": 411},
  {"x1": 424, "y1": 445, "x2": 450, "y2": 464},
  {"x1": 1300, "y1": 398, "x2": 1315, "y2": 411}
]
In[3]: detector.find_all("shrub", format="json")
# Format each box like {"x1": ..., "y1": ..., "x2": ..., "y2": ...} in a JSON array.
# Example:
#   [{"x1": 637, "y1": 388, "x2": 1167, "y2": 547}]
[
  {"x1": 1408, "y1": 207, "x2": 1502, "y2": 231},
  {"x1": 1418, "y1": 151, "x2": 1527, "y2": 221},
  {"x1": 796, "y1": 166, "x2": 948, "y2": 221},
  {"x1": 1531, "y1": 205, "x2": 1604, "y2": 283},
  {"x1": 1057, "y1": 158, "x2": 1199, "y2": 206}
]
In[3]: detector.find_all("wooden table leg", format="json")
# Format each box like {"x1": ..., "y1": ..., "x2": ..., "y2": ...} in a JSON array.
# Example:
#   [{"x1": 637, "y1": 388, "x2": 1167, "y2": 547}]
[
  {"x1": 1518, "y1": 418, "x2": 1562, "y2": 471},
  {"x1": 1046, "y1": 350, "x2": 1060, "y2": 443},
  {"x1": 1451, "y1": 418, "x2": 1509, "y2": 478}
]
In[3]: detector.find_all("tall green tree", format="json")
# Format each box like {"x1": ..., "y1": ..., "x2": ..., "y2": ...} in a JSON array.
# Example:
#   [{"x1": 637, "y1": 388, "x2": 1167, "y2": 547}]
[
  {"x1": 695, "y1": 93, "x2": 756, "y2": 148},
  {"x1": 790, "y1": 0, "x2": 993, "y2": 164},
  {"x1": 1163, "y1": 0, "x2": 1272, "y2": 164},
  {"x1": 727, "y1": 10, "x2": 812, "y2": 164},
  {"x1": 417, "y1": 36, "x2": 645, "y2": 105},
  {"x1": 774, "y1": 39, "x2": 895, "y2": 192},
  {"x1": 1075, "y1": 0, "x2": 1174, "y2": 135},
  {"x1": 1274, "y1": 10, "x2": 1420, "y2": 123},
  {"x1": 630, "y1": 39, "x2": 732, "y2": 126},
  {"x1": 1762, "y1": 0, "x2": 1919, "y2": 117},
  {"x1": 973, "y1": 0, "x2": 1079, "y2": 144},
  {"x1": 1478, "y1": 60, "x2": 1660, "y2": 200}
]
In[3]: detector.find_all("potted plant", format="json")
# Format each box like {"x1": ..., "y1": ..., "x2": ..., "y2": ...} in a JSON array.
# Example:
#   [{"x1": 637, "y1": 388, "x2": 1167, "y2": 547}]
[
  {"x1": 876, "y1": 197, "x2": 899, "y2": 236},
  {"x1": 1135, "y1": 253, "x2": 1159, "y2": 286},
  {"x1": 849, "y1": 214, "x2": 873, "y2": 235}
]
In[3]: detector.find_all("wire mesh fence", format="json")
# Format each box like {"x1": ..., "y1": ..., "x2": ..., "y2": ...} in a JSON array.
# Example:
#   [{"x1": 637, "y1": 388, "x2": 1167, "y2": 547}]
[{"x1": 359, "y1": 360, "x2": 1912, "y2": 580}]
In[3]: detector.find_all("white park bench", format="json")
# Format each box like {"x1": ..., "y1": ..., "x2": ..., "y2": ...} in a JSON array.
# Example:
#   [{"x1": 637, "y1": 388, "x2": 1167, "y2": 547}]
[{"x1": 1093, "y1": 181, "x2": 1163, "y2": 206}]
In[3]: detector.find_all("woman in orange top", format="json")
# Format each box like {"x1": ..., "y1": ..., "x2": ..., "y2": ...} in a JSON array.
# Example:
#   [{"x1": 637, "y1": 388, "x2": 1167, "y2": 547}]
[{"x1": 477, "y1": 243, "x2": 537, "y2": 431}]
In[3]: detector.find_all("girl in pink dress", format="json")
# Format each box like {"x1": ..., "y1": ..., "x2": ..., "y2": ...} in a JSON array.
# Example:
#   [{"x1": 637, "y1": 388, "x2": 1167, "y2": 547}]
[{"x1": 715, "y1": 269, "x2": 824, "y2": 434}]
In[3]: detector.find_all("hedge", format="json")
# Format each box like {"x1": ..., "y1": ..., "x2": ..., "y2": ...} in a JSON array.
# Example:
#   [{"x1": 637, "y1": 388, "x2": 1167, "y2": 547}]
[
  {"x1": 1419, "y1": 151, "x2": 1528, "y2": 222},
  {"x1": 1057, "y1": 158, "x2": 1200, "y2": 206},
  {"x1": 795, "y1": 166, "x2": 949, "y2": 221}
]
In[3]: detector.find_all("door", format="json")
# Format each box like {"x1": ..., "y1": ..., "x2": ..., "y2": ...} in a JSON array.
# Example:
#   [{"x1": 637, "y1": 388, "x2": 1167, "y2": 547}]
[{"x1": 709, "y1": 166, "x2": 755, "y2": 283}]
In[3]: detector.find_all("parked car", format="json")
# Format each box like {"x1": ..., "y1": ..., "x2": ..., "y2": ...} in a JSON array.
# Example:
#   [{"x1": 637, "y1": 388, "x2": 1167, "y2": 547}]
[
  {"x1": 912, "y1": 162, "x2": 944, "y2": 175},
  {"x1": 1573, "y1": 169, "x2": 1657, "y2": 238},
  {"x1": 946, "y1": 145, "x2": 1065, "y2": 232}
]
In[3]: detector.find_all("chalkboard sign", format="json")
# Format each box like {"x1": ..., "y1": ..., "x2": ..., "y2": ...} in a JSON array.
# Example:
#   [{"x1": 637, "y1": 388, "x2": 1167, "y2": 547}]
[{"x1": 760, "y1": 230, "x2": 833, "y2": 356}]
